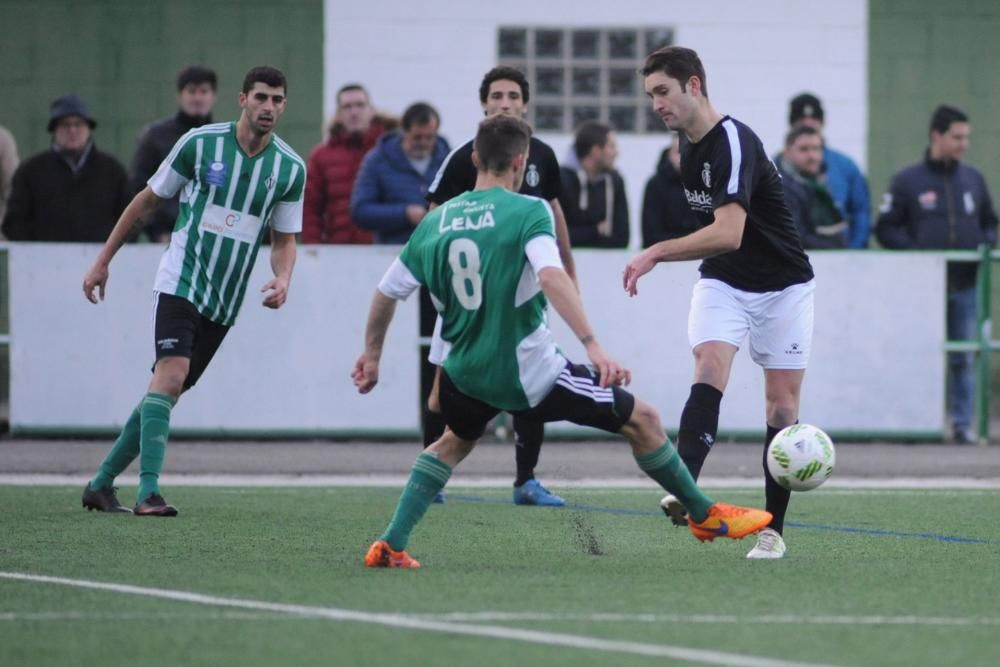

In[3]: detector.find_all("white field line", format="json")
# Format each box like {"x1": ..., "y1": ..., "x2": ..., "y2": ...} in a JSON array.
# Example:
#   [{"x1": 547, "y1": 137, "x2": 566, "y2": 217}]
[
  {"x1": 0, "y1": 571, "x2": 838, "y2": 667},
  {"x1": 2, "y1": 609, "x2": 997, "y2": 628},
  {"x1": 2, "y1": 474, "x2": 1000, "y2": 489}
]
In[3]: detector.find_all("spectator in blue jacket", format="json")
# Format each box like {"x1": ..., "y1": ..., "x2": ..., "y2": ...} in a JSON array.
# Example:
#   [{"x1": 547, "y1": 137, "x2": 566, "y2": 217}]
[
  {"x1": 351, "y1": 102, "x2": 450, "y2": 244},
  {"x1": 877, "y1": 105, "x2": 997, "y2": 444},
  {"x1": 788, "y1": 93, "x2": 871, "y2": 249}
]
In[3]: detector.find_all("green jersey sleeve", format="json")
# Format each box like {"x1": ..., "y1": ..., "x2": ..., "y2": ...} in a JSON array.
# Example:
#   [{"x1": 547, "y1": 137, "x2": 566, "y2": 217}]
[
  {"x1": 521, "y1": 198, "x2": 557, "y2": 247},
  {"x1": 148, "y1": 131, "x2": 197, "y2": 198}
]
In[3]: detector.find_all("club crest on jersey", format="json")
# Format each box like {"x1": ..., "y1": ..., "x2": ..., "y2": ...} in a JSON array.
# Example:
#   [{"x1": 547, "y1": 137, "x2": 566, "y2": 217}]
[
  {"x1": 701, "y1": 162, "x2": 712, "y2": 188},
  {"x1": 265, "y1": 174, "x2": 276, "y2": 191},
  {"x1": 525, "y1": 164, "x2": 540, "y2": 188},
  {"x1": 206, "y1": 161, "x2": 228, "y2": 187}
]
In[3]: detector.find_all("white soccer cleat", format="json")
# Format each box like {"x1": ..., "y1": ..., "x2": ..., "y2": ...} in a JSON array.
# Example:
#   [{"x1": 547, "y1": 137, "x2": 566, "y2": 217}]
[
  {"x1": 659, "y1": 494, "x2": 688, "y2": 526},
  {"x1": 746, "y1": 527, "x2": 786, "y2": 559}
]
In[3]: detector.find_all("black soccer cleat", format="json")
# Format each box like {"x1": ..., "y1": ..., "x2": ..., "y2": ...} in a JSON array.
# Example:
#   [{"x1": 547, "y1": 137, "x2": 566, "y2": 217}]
[
  {"x1": 134, "y1": 493, "x2": 179, "y2": 517},
  {"x1": 82, "y1": 484, "x2": 132, "y2": 513}
]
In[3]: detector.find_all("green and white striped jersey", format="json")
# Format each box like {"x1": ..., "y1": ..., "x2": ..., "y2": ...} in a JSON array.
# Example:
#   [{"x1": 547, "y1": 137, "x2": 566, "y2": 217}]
[{"x1": 148, "y1": 121, "x2": 305, "y2": 326}]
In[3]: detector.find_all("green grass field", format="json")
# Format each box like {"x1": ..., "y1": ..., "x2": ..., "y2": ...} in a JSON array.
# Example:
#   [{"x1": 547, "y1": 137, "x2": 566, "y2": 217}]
[{"x1": 2, "y1": 485, "x2": 998, "y2": 666}]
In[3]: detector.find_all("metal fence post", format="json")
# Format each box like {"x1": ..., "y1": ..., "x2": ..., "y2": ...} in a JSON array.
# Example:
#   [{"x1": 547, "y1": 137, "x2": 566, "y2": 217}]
[{"x1": 976, "y1": 244, "x2": 992, "y2": 445}]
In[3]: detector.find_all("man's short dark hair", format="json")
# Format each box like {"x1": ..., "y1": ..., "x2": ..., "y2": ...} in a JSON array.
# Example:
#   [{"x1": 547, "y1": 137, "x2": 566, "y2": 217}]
[
  {"x1": 474, "y1": 115, "x2": 532, "y2": 173},
  {"x1": 573, "y1": 121, "x2": 612, "y2": 160},
  {"x1": 401, "y1": 102, "x2": 440, "y2": 131},
  {"x1": 784, "y1": 124, "x2": 821, "y2": 148},
  {"x1": 176, "y1": 65, "x2": 217, "y2": 92},
  {"x1": 930, "y1": 105, "x2": 968, "y2": 135},
  {"x1": 479, "y1": 66, "x2": 530, "y2": 104},
  {"x1": 640, "y1": 46, "x2": 708, "y2": 98},
  {"x1": 337, "y1": 83, "x2": 369, "y2": 106},
  {"x1": 242, "y1": 66, "x2": 287, "y2": 95}
]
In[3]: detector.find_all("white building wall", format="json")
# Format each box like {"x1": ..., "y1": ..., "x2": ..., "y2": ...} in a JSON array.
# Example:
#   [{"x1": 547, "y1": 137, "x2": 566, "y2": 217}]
[{"x1": 325, "y1": 0, "x2": 867, "y2": 248}]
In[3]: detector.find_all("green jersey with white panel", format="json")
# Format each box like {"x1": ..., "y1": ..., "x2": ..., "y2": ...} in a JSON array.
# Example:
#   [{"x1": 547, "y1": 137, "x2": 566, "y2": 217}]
[
  {"x1": 148, "y1": 121, "x2": 305, "y2": 326},
  {"x1": 397, "y1": 187, "x2": 566, "y2": 411}
]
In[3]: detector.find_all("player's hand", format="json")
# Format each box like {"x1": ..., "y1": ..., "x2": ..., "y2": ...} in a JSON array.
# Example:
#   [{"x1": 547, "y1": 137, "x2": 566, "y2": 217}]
[
  {"x1": 584, "y1": 340, "x2": 631, "y2": 388},
  {"x1": 82, "y1": 262, "x2": 109, "y2": 304},
  {"x1": 261, "y1": 276, "x2": 289, "y2": 309},
  {"x1": 622, "y1": 250, "x2": 657, "y2": 297},
  {"x1": 351, "y1": 352, "x2": 380, "y2": 393}
]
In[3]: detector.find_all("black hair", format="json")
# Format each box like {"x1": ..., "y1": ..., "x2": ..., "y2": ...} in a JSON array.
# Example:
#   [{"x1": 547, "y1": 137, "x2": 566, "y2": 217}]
[
  {"x1": 784, "y1": 124, "x2": 821, "y2": 148},
  {"x1": 929, "y1": 105, "x2": 968, "y2": 135},
  {"x1": 401, "y1": 102, "x2": 440, "y2": 131},
  {"x1": 640, "y1": 46, "x2": 708, "y2": 98},
  {"x1": 176, "y1": 65, "x2": 217, "y2": 92},
  {"x1": 242, "y1": 66, "x2": 287, "y2": 95},
  {"x1": 573, "y1": 121, "x2": 612, "y2": 160},
  {"x1": 479, "y1": 66, "x2": 530, "y2": 104}
]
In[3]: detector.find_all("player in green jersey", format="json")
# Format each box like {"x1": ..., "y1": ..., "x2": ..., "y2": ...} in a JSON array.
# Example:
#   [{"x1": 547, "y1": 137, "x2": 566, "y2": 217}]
[
  {"x1": 80, "y1": 66, "x2": 305, "y2": 516},
  {"x1": 353, "y1": 114, "x2": 773, "y2": 568}
]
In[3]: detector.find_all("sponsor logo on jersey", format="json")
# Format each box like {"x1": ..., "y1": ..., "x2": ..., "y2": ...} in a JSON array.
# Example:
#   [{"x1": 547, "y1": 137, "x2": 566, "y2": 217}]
[
  {"x1": 525, "y1": 164, "x2": 540, "y2": 188},
  {"x1": 701, "y1": 162, "x2": 712, "y2": 188},
  {"x1": 684, "y1": 187, "x2": 714, "y2": 212},
  {"x1": 205, "y1": 161, "x2": 228, "y2": 187},
  {"x1": 439, "y1": 210, "x2": 496, "y2": 233}
]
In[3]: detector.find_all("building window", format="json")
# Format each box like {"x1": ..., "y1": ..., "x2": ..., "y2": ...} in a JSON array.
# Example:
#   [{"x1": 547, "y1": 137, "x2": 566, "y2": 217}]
[{"x1": 497, "y1": 26, "x2": 674, "y2": 134}]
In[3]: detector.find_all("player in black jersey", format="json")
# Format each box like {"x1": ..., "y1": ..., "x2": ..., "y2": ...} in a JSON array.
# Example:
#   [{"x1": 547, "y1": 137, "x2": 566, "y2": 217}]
[
  {"x1": 623, "y1": 47, "x2": 816, "y2": 559},
  {"x1": 423, "y1": 66, "x2": 577, "y2": 507}
]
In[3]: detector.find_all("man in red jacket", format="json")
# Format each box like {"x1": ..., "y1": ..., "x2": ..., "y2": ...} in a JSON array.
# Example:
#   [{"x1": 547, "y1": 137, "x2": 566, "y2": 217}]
[{"x1": 303, "y1": 84, "x2": 393, "y2": 243}]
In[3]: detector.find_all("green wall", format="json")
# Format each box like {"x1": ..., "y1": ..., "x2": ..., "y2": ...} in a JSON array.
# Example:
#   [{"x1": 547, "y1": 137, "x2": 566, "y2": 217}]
[
  {"x1": 0, "y1": 0, "x2": 323, "y2": 166},
  {"x1": 869, "y1": 0, "x2": 1000, "y2": 210}
]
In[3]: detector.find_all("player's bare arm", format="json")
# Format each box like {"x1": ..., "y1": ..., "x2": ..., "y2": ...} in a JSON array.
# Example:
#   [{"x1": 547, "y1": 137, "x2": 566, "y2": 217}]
[
  {"x1": 536, "y1": 266, "x2": 630, "y2": 389},
  {"x1": 548, "y1": 199, "x2": 578, "y2": 285},
  {"x1": 261, "y1": 230, "x2": 296, "y2": 309},
  {"x1": 82, "y1": 186, "x2": 164, "y2": 304},
  {"x1": 352, "y1": 290, "x2": 398, "y2": 393},
  {"x1": 623, "y1": 202, "x2": 746, "y2": 296}
]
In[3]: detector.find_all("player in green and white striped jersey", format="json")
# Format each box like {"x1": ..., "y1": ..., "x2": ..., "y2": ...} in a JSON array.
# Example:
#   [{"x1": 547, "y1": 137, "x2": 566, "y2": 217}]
[
  {"x1": 353, "y1": 115, "x2": 773, "y2": 568},
  {"x1": 80, "y1": 66, "x2": 304, "y2": 516}
]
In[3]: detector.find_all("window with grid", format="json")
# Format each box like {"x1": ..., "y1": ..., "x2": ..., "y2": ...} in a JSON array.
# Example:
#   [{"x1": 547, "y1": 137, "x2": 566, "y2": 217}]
[{"x1": 497, "y1": 26, "x2": 674, "y2": 134}]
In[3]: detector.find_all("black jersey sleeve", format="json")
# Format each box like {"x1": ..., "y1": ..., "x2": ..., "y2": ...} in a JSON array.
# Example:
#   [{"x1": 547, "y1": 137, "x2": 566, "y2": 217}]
[
  {"x1": 708, "y1": 120, "x2": 756, "y2": 213},
  {"x1": 537, "y1": 141, "x2": 562, "y2": 201},
  {"x1": 426, "y1": 141, "x2": 474, "y2": 205}
]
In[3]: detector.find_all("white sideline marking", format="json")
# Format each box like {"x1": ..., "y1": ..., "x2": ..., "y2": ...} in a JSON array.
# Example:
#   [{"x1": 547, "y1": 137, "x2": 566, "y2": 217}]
[
  {"x1": 408, "y1": 612, "x2": 1000, "y2": 627},
  {"x1": 0, "y1": 571, "x2": 837, "y2": 667},
  {"x1": 2, "y1": 474, "x2": 1000, "y2": 489},
  {"x1": 0, "y1": 611, "x2": 285, "y2": 622}
]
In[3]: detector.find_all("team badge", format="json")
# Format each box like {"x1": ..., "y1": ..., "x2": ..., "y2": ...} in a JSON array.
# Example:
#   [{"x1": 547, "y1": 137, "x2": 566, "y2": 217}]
[
  {"x1": 525, "y1": 164, "x2": 540, "y2": 188},
  {"x1": 701, "y1": 162, "x2": 712, "y2": 188},
  {"x1": 265, "y1": 175, "x2": 276, "y2": 191},
  {"x1": 917, "y1": 190, "x2": 937, "y2": 210},
  {"x1": 206, "y1": 160, "x2": 228, "y2": 187}
]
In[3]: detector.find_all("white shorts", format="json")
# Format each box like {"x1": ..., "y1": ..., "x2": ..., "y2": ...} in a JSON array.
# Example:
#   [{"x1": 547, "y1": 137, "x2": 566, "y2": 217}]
[
  {"x1": 428, "y1": 315, "x2": 450, "y2": 365},
  {"x1": 687, "y1": 278, "x2": 814, "y2": 370}
]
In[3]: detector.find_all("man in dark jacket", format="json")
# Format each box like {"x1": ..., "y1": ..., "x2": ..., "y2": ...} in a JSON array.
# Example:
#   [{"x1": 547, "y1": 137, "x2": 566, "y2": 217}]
[
  {"x1": 877, "y1": 105, "x2": 998, "y2": 443},
  {"x1": 641, "y1": 136, "x2": 699, "y2": 247},
  {"x1": 776, "y1": 125, "x2": 848, "y2": 249},
  {"x1": 129, "y1": 65, "x2": 218, "y2": 242},
  {"x1": 559, "y1": 121, "x2": 629, "y2": 248},
  {"x1": 2, "y1": 95, "x2": 129, "y2": 242},
  {"x1": 351, "y1": 102, "x2": 449, "y2": 244}
]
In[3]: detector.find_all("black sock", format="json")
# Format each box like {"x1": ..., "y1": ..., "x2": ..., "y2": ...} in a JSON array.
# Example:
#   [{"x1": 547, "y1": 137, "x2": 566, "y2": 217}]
[
  {"x1": 422, "y1": 409, "x2": 446, "y2": 448},
  {"x1": 763, "y1": 424, "x2": 790, "y2": 534},
  {"x1": 513, "y1": 416, "x2": 544, "y2": 486},
  {"x1": 676, "y1": 383, "x2": 723, "y2": 480}
]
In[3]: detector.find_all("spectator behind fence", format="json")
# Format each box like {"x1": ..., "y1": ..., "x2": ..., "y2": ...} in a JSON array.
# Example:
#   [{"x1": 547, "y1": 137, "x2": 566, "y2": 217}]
[
  {"x1": 303, "y1": 84, "x2": 395, "y2": 243},
  {"x1": 776, "y1": 126, "x2": 848, "y2": 249},
  {"x1": 876, "y1": 105, "x2": 998, "y2": 444},
  {"x1": 0, "y1": 124, "x2": 18, "y2": 234},
  {"x1": 130, "y1": 65, "x2": 218, "y2": 243},
  {"x1": 559, "y1": 121, "x2": 629, "y2": 248},
  {"x1": 641, "y1": 134, "x2": 699, "y2": 248},
  {"x1": 2, "y1": 95, "x2": 129, "y2": 242},
  {"x1": 351, "y1": 102, "x2": 450, "y2": 244},
  {"x1": 788, "y1": 93, "x2": 871, "y2": 248}
]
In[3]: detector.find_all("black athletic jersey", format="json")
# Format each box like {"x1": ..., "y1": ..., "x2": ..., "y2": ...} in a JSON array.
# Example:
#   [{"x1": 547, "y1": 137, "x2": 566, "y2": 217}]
[
  {"x1": 427, "y1": 135, "x2": 562, "y2": 205},
  {"x1": 680, "y1": 116, "x2": 813, "y2": 292}
]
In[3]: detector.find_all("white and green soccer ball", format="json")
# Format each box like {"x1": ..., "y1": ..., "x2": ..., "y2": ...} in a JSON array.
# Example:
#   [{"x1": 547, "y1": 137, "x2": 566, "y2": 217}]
[{"x1": 766, "y1": 424, "x2": 836, "y2": 491}]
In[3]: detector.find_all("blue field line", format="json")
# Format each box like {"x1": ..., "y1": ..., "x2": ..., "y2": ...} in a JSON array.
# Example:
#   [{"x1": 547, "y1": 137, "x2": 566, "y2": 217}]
[{"x1": 441, "y1": 493, "x2": 999, "y2": 546}]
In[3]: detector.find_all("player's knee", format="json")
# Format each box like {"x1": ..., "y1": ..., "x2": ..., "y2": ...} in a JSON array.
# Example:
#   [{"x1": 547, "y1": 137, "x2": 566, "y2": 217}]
[
  {"x1": 692, "y1": 348, "x2": 729, "y2": 389},
  {"x1": 767, "y1": 399, "x2": 798, "y2": 429},
  {"x1": 151, "y1": 358, "x2": 189, "y2": 398},
  {"x1": 628, "y1": 399, "x2": 664, "y2": 441}
]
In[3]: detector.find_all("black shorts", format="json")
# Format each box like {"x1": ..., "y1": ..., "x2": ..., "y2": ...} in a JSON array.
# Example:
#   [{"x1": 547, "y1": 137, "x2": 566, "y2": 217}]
[
  {"x1": 152, "y1": 292, "x2": 230, "y2": 390},
  {"x1": 439, "y1": 362, "x2": 635, "y2": 441}
]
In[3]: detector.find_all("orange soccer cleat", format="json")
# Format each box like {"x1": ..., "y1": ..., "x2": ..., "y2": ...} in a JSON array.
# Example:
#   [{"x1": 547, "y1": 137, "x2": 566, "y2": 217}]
[
  {"x1": 688, "y1": 503, "x2": 772, "y2": 542},
  {"x1": 364, "y1": 540, "x2": 421, "y2": 568}
]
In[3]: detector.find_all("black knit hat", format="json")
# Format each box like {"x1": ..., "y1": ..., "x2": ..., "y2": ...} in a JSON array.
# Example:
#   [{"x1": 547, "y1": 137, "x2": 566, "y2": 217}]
[
  {"x1": 789, "y1": 93, "x2": 824, "y2": 126},
  {"x1": 47, "y1": 94, "x2": 97, "y2": 132}
]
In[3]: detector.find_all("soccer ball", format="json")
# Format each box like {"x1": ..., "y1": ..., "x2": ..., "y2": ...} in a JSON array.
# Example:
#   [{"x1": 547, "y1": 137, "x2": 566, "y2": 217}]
[{"x1": 765, "y1": 424, "x2": 835, "y2": 491}]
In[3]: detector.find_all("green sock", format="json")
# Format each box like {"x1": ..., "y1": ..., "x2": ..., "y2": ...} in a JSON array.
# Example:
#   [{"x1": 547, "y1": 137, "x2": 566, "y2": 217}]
[
  {"x1": 90, "y1": 403, "x2": 142, "y2": 490},
  {"x1": 136, "y1": 392, "x2": 176, "y2": 503},
  {"x1": 381, "y1": 453, "x2": 452, "y2": 551},
  {"x1": 634, "y1": 439, "x2": 714, "y2": 522}
]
